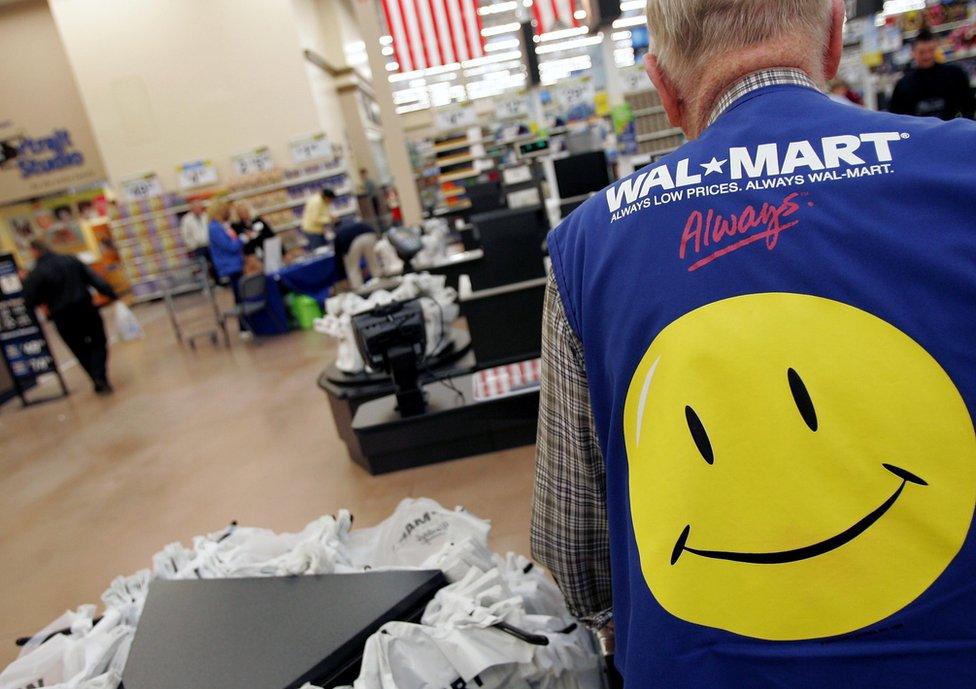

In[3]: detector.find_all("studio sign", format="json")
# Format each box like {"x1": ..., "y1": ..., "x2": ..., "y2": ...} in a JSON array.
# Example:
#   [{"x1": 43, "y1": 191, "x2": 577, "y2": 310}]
[{"x1": 0, "y1": 128, "x2": 85, "y2": 179}]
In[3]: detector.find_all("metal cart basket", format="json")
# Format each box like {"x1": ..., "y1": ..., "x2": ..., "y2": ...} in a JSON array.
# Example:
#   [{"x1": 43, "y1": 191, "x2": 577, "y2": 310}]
[{"x1": 160, "y1": 257, "x2": 230, "y2": 349}]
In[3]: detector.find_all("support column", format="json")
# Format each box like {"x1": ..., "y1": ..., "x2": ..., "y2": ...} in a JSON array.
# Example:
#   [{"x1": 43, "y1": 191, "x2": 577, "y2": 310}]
[{"x1": 352, "y1": 0, "x2": 423, "y2": 225}]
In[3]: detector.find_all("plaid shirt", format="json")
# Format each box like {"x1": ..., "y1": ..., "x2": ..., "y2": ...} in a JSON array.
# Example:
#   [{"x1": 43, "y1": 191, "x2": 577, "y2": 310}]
[{"x1": 531, "y1": 68, "x2": 821, "y2": 631}]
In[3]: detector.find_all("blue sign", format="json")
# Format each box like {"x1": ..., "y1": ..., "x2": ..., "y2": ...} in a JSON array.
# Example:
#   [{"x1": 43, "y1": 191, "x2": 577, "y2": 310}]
[
  {"x1": 0, "y1": 253, "x2": 65, "y2": 403},
  {"x1": 4, "y1": 129, "x2": 86, "y2": 179}
]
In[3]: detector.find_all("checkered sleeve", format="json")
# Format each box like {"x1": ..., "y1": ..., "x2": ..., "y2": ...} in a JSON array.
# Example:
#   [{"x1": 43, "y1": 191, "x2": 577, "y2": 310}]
[{"x1": 531, "y1": 271, "x2": 613, "y2": 630}]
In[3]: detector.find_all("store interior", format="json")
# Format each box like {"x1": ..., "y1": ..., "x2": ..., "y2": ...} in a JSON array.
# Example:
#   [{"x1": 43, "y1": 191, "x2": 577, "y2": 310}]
[{"x1": 1, "y1": 0, "x2": 975, "y2": 687}]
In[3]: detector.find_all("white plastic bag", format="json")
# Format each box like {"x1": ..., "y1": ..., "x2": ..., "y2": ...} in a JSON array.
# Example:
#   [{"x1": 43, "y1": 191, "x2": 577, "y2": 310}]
[
  {"x1": 347, "y1": 621, "x2": 533, "y2": 689},
  {"x1": 113, "y1": 301, "x2": 143, "y2": 341},
  {"x1": 0, "y1": 611, "x2": 133, "y2": 689},
  {"x1": 346, "y1": 498, "x2": 491, "y2": 575}
]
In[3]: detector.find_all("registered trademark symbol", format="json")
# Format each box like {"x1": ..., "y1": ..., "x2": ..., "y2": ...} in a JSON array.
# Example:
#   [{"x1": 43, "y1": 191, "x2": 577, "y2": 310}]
[{"x1": 901, "y1": 133, "x2": 910, "y2": 139}]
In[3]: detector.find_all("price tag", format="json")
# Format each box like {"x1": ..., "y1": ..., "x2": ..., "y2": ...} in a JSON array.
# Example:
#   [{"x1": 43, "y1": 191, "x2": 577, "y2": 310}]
[
  {"x1": 232, "y1": 146, "x2": 274, "y2": 176},
  {"x1": 435, "y1": 105, "x2": 478, "y2": 132},
  {"x1": 177, "y1": 159, "x2": 219, "y2": 190},
  {"x1": 120, "y1": 173, "x2": 164, "y2": 201},
  {"x1": 290, "y1": 133, "x2": 331, "y2": 163},
  {"x1": 495, "y1": 94, "x2": 530, "y2": 120}
]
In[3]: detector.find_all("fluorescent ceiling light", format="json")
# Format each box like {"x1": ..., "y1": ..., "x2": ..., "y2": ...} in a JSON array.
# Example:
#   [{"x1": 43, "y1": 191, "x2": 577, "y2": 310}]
[
  {"x1": 538, "y1": 26, "x2": 589, "y2": 42},
  {"x1": 534, "y1": 33, "x2": 603, "y2": 54},
  {"x1": 379, "y1": 35, "x2": 393, "y2": 45},
  {"x1": 619, "y1": 0, "x2": 646, "y2": 11},
  {"x1": 611, "y1": 30, "x2": 632, "y2": 41},
  {"x1": 485, "y1": 38, "x2": 521, "y2": 52},
  {"x1": 481, "y1": 22, "x2": 521, "y2": 37},
  {"x1": 388, "y1": 62, "x2": 461, "y2": 82},
  {"x1": 478, "y1": 1, "x2": 518, "y2": 15},
  {"x1": 381, "y1": 46, "x2": 394, "y2": 56},
  {"x1": 612, "y1": 15, "x2": 646, "y2": 29},
  {"x1": 882, "y1": 0, "x2": 926, "y2": 16},
  {"x1": 574, "y1": 9, "x2": 587, "y2": 19},
  {"x1": 386, "y1": 62, "x2": 399, "y2": 71},
  {"x1": 462, "y1": 50, "x2": 522, "y2": 67}
]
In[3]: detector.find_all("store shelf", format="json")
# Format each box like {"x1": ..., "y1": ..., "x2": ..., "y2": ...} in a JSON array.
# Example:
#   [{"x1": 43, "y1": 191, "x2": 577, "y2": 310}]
[
  {"x1": 111, "y1": 204, "x2": 189, "y2": 227},
  {"x1": 440, "y1": 168, "x2": 486, "y2": 183},
  {"x1": 433, "y1": 138, "x2": 474, "y2": 154},
  {"x1": 442, "y1": 188, "x2": 467, "y2": 199},
  {"x1": 113, "y1": 229, "x2": 182, "y2": 247},
  {"x1": 228, "y1": 168, "x2": 347, "y2": 201},
  {"x1": 131, "y1": 281, "x2": 200, "y2": 304},
  {"x1": 436, "y1": 152, "x2": 477, "y2": 167},
  {"x1": 110, "y1": 168, "x2": 348, "y2": 229},
  {"x1": 632, "y1": 106, "x2": 667, "y2": 117},
  {"x1": 644, "y1": 145, "x2": 681, "y2": 159},
  {"x1": 904, "y1": 20, "x2": 972, "y2": 40},
  {"x1": 947, "y1": 48, "x2": 976, "y2": 63},
  {"x1": 637, "y1": 128, "x2": 683, "y2": 143}
]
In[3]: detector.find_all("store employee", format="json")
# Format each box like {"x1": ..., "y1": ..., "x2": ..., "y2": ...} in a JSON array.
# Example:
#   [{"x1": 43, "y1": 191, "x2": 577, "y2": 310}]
[
  {"x1": 889, "y1": 28, "x2": 975, "y2": 120},
  {"x1": 533, "y1": 1, "x2": 976, "y2": 688},
  {"x1": 300, "y1": 188, "x2": 336, "y2": 251}
]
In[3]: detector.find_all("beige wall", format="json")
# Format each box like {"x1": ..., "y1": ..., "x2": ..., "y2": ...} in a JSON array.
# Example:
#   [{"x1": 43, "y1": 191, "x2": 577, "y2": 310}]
[
  {"x1": 0, "y1": 0, "x2": 105, "y2": 206},
  {"x1": 48, "y1": 0, "x2": 329, "y2": 191}
]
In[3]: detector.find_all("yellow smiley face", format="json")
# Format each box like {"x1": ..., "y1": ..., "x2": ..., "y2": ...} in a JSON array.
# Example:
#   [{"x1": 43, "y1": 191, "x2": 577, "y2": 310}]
[{"x1": 624, "y1": 293, "x2": 976, "y2": 641}]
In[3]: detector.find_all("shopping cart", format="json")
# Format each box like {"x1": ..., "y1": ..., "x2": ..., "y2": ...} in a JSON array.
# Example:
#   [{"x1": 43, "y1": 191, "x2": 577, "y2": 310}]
[{"x1": 160, "y1": 257, "x2": 230, "y2": 349}]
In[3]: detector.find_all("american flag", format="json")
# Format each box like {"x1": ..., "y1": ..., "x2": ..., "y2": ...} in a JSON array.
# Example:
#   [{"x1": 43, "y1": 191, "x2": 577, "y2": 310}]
[
  {"x1": 532, "y1": 0, "x2": 581, "y2": 35},
  {"x1": 381, "y1": 0, "x2": 486, "y2": 73}
]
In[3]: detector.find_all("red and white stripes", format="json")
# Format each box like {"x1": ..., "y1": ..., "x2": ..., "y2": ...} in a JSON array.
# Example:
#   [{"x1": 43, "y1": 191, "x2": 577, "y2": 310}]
[
  {"x1": 473, "y1": 359, "x2": 543, "y2": 401},
  {"x1": 532, "y1": 0, "x2": 581, "y2": 35},
  {"x1": 381, "y1": 0, "x2": 486, "y2": 72}
]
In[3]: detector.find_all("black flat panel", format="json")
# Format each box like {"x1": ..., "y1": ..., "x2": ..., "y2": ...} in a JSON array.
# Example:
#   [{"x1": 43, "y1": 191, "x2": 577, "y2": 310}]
[
  {"x1": 467, "y1": 206, "x2": 548, "y2": 290},
  {"x1": 122, "y1": 571, "x2": 446, "y2": 689}
]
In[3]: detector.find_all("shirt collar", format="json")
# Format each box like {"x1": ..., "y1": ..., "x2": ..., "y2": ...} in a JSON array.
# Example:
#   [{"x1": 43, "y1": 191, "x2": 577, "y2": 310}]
[{"x1": 707, "y1": 68, "x2": 820, "y2": 127}]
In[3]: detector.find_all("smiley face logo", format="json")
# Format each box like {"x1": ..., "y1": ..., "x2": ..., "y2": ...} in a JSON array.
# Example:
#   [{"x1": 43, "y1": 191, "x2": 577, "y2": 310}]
[{"x1": 624, "y1": 293, "x2": 976, "y2": 641}]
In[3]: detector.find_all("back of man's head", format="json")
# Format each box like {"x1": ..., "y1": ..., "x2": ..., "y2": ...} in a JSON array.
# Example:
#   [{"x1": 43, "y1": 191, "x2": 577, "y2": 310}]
[
  {"x1": 321, "y1": 188, "x2": 336, "y2": 200},
  {"x1": 645, "y1": 0, "x2": 833, "y2": 87}
]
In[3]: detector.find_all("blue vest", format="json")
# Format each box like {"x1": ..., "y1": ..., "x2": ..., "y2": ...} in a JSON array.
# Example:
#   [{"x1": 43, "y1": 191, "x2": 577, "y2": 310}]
[{"x1": 549, "y1": 84, "x2": 976, "y2": 688}]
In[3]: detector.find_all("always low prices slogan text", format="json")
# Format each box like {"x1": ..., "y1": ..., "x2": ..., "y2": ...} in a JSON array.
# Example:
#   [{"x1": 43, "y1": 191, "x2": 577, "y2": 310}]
[{"x1": 605, "y1": 131, "x2": 907, "y2": 271}]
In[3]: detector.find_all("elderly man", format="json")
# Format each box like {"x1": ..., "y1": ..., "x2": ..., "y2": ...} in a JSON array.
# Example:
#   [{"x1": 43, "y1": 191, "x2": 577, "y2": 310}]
[{"x1": 532, "y1": 1, "x2": 976, "y2": 687}]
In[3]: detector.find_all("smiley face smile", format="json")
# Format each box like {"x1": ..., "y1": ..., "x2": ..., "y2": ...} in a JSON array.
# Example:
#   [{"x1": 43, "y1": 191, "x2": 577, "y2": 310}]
[
  {"x1": 671, "y1": 462, "x2": 928, "y2": 566},
  {"x1": 624, "y1": 294, "x2": 976, "y2": 640}
]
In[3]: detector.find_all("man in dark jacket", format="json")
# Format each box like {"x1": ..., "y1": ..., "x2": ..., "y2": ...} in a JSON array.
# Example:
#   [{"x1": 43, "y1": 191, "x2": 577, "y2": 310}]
[
  {"x1": 22, "y1": 240, "x2": 117, "y2": 394},
  {"x1": 889, "y1": 28, "x2": 975, "y2": 120}
]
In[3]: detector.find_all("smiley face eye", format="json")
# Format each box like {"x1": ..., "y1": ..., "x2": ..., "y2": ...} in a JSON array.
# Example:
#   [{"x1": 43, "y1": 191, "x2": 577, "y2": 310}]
[
  {"x1": 685, "y1": 405, "x2": 714, "y2": 465},
  {"x1": 788, "y1": 368, "x2": 818, "y2": 432}
]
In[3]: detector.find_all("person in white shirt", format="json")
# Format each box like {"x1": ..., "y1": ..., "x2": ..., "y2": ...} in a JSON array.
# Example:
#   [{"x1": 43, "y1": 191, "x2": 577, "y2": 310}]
[{"x1": 180, "y1": 199, "x2": 210, "y2": 260}]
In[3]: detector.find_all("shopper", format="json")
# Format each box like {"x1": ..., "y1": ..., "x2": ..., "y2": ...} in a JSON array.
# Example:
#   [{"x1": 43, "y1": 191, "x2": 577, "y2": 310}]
[
  {"x1": 889, "y1": 28, "x2": 975, "y2": 120},
  {"x1": 358, "y1": 167, "x2": 381, "y2": 219},
  {"x1": 207, "y1": 198, "x2": 243, "y2": 290},
  {"x1": 231, "y1": 201, "x2": 275, "y2": 256},
  {"x1": 533, "y1": 2, "x2": 976, "y2": 688},
  {"x1": 300, "y1": 188, "x2": 335, "y2": 251},
  {"x1": 179, "y1": 198, "x2": 210, "y2": 260},
  {"x1": 22, "y1": 240, "x2": 117, "y2": 394},
  {"x1": 335, "y1": 219, "x2": 381, "y2": 290}
]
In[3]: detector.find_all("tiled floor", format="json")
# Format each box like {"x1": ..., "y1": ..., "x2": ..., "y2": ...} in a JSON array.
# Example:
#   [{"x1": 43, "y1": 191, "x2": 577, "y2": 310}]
[{"x1": 0, "y1": 298, "x2": 535, "y2": 667}]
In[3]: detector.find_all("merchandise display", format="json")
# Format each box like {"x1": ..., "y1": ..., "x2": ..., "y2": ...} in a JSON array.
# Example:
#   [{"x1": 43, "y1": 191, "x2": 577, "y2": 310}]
[
  {"x1": 1, "y1": 499, "x2": 602, "y2": 689},
  {"x1": 109, "y1": 159, "x2": 354, "y2": 302}
]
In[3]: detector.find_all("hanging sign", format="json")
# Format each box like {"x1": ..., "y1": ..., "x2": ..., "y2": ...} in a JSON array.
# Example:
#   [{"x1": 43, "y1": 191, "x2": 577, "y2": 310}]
[
  {"x1": 0, "y1": 253, "x2": 68, "y2": 405},
  {"x1": 495, "y1": 93, "x2": 531, "y2": 120},
  {"x1": 231, "y1": 146, "x2": 275, "y2": 177},
  {"x1": 176, "y1": 159, "x2": 219, "y2": 190},
  {"x1": 435, "y1": 105, "x2": 478, "y2": 132},
  {"x1": 621, "y1": 66, "x2": 649, "y2": 94},
  {"x1": 555, "y1": 77, "x2": 597, "y2": 121},
  {"x1": 290, "y1": 133, "x2": 331, "y2": 164},
  {"x1": 119, "y1": 172, "x2": 164, "y2": 201}
]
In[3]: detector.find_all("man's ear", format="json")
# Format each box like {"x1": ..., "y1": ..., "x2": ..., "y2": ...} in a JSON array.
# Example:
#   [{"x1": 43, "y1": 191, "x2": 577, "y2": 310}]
[
  {"x1": 644, "y1": 53, "x2": 685, "y2": 131},
  {"x1": 824, "y1": 0, "x2": 845, "y2": 80}
]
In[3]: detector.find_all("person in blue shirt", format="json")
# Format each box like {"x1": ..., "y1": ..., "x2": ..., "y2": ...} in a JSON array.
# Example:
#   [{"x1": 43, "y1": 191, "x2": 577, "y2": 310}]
[
  {"x1": 207, "y1": 198, "x2": 243, "y2": 286},
  {"x1": 532, "y1": 1, "x2": 976, "y2": 688}
]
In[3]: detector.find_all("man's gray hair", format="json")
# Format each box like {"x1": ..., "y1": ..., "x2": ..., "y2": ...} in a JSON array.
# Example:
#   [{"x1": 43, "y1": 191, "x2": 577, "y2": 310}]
[{"x1": 645, "y1": 0, "x2": 832, "y2": 85}]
